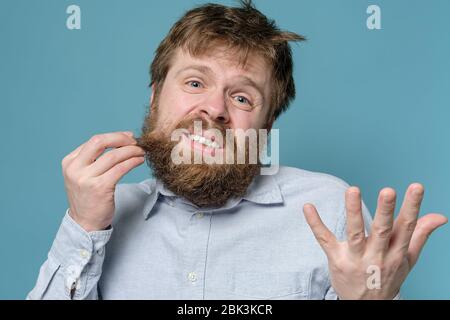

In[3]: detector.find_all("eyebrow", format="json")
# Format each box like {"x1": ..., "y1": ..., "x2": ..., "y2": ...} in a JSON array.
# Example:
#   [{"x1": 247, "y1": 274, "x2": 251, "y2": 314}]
[
  {"x1": 175, "y1": 65, "x2": 215, "y2": 78},
  {"x1": 175, "y1": 64, "x2": 265, "y2": 99}
]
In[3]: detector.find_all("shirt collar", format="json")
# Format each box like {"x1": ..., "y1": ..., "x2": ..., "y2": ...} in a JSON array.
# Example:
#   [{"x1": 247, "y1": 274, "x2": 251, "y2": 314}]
[
  {"x1": 139, "y1": 173, "x2": 284, "y2": 219},
  {"x1": 242, "y1": 174, "x2": 284, "y2": 204}
]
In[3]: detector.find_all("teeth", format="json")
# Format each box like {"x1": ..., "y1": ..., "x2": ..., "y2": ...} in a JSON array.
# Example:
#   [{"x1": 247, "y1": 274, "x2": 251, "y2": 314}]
[
  {"x1": 211, "y1": 141, "x2": 220, "y2": 148},
  {"x1": 188, "y1": 134, "x2": 220, "y2": 149}
]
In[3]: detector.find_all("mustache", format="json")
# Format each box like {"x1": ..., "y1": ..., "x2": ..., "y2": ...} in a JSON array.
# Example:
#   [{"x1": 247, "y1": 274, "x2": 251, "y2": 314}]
[
  {"x1": 136, "y1": 114, "x2": 228, "y2": 148},
  {"x1": 175, "y1": 114, "x2": 228, "y2": 137}
]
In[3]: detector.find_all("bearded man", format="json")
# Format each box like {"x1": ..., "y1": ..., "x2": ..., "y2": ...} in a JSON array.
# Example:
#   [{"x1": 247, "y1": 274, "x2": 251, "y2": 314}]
[{"x1": 28, "y1": 0, "x2": 447, "y2": 300}]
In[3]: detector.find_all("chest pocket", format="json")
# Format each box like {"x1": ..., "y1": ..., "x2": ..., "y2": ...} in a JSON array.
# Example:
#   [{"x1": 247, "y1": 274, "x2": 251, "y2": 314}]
[{"x1": 219, "y1": 271, "x2": 310, "y2": 299}]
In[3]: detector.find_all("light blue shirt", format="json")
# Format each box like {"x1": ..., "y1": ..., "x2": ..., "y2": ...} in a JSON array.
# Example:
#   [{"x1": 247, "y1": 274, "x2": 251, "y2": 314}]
[{"x1": 27, "y1": 166, "x2": 375, "y2": 300}]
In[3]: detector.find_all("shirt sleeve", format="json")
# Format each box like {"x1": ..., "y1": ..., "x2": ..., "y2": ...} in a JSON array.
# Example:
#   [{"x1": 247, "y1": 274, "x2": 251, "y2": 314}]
[{"x1": 26, "y1": 209, "x2": 113, "y2": 300}]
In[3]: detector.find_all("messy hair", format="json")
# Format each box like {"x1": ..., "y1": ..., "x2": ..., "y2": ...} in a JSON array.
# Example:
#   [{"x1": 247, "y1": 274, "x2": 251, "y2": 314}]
[{"x1": 150, "y1": 0, "x2": 305, "y2": 120}]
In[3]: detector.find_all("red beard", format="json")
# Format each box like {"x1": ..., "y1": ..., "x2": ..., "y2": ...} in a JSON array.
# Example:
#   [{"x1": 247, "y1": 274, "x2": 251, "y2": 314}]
[{"x1": 137, "y1": 108, "x2": 260, "y2": 208}]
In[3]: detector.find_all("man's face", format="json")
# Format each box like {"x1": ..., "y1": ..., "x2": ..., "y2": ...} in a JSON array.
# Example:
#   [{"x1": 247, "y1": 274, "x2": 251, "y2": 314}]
[
  {"x1": 139, "y1": 46, "x2": 273, "y2": 208},
  {"x1": 152, "y1": 46, "x2": 272, "y2": 135}
]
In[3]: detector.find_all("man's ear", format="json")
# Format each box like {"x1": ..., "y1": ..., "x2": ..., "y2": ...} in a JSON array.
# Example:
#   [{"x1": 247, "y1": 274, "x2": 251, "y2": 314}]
[{"x1": 150, "y1": 83, "x2": 155, "y2": 108}]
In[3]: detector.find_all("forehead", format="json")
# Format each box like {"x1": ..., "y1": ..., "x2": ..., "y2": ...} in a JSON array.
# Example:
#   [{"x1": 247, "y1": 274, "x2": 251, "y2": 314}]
[{"x1": 168, "y1": 46, "x2": 272, "y2": 84}]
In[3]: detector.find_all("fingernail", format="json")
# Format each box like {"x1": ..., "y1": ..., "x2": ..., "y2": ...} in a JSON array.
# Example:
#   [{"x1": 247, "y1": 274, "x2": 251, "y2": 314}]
[
  {"x1": 383, "y1": 196, "x2": 394, "y2": 205},
  {"x1": 125, "y1": 131, "x2": 134, "y2": 137},
  {"x1": 411, "y1": 186, "x2": 424, "y2": 197}
]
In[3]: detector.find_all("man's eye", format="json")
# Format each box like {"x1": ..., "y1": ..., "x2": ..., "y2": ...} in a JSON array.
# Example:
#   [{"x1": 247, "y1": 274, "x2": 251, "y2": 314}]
[
  {"x1": 187, "y1": 81, "x2": 202, "y2": 88},
  {"x1": 234, "y1": 96, "x2": 251, "y2": 105}
]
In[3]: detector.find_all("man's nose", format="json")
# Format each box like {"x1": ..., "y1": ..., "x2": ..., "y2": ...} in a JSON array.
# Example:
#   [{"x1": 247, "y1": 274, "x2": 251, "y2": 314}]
[{"x1": 198, "y1": 91, "x2": 230, "y2": 125}]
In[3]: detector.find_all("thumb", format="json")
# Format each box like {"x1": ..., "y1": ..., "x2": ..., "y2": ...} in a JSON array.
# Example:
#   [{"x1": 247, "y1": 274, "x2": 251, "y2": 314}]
[{"x1": 407, "y1": 213, "x2": 448, "y2": 268}]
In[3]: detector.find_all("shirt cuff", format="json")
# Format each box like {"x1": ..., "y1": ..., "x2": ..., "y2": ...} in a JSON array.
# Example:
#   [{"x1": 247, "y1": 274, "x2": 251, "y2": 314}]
[{"x1": 48, "y1": 209, "x2": 113, "y2": 297}]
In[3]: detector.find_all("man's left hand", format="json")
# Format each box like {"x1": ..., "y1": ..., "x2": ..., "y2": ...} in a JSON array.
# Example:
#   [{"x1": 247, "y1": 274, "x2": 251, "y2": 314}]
[{"x1": 303, "y1": 183, "x2": 447, "y2": 299}]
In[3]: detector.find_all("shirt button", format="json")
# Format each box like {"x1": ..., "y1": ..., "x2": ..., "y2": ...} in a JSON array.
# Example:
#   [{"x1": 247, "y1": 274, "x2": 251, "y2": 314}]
[
  {"x1": 195, "y1": 212, "x2": 204, "y2": 219},
  {"x1": 187, "y1": 272, "x2": 197, "y2": 282},
  {"x1": 80, "y1": 249, "x2": 90, "y2": 259}
]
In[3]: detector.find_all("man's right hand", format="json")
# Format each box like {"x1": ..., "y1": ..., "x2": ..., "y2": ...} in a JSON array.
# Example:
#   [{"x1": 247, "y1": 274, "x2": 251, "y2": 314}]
[{"x1": 61, "y1": 131, "x2": 146, "y2": 232}]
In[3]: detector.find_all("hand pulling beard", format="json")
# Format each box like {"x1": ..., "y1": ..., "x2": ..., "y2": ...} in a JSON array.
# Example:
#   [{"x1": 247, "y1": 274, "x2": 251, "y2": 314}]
[{"x1": 135, "y1": 115, "x2": 261, "y2": 209}]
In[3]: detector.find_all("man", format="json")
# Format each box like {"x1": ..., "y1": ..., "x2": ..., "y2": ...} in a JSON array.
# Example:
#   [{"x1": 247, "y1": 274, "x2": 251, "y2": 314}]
[{"x1": 28, "y1": 0, "x2": 447, "y2": 299}]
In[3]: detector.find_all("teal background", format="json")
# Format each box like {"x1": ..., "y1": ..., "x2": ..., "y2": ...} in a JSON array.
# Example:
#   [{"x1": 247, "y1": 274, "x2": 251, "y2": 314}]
[{"x1": 0, "y1": 0, "x2": 449, "y2": 299}]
